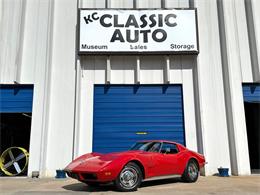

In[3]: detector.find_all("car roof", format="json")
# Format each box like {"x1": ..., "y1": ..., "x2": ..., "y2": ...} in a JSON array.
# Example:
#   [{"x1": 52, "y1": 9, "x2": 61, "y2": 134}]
[{"x1": 137, "y1": 140, "x2": 179, "y2": 145}]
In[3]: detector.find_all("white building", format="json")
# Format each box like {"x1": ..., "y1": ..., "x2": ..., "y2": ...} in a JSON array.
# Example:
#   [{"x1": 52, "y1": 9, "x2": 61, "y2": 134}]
[{"x1": 0, "y1": 0, "x2": 259, "y2": 177}]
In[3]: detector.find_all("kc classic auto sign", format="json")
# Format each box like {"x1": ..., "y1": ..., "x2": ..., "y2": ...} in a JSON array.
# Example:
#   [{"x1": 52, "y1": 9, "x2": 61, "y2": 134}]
[{"x1": 79, "y1": 9, "x2": 198, "y2": 54}]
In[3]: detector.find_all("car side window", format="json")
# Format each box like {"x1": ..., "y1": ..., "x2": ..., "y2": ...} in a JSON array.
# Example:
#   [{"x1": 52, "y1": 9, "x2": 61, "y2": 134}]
[
  {"x1": 147, "y1": 142, "x2": 161, "y2": 153},
  {"x1": 160, "y1": 143, "x2": 179, "y2": 154}
]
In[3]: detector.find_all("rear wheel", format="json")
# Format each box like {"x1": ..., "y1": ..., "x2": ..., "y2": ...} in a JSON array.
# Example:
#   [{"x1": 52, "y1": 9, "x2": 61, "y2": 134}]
[
  {"x1": 181, "y1": 159, "x2": 199, "y2": 183},
  {"x1": 115, "y1": 162, "x2": 142, "y2": 192}
]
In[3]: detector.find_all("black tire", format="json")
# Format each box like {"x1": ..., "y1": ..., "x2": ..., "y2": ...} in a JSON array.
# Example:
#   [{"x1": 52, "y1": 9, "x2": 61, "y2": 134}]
[
  {"x1": 181, "y1": 159, "x2": 199, "y2": 183},
  {"x1": 115, "y1": 162, "x2": 142, "y2": 192}
]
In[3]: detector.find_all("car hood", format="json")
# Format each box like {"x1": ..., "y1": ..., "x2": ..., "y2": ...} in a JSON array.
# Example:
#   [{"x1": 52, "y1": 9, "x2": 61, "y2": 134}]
[{"x1": 65, "y1": 150, "x2": 142, "y2": 172}]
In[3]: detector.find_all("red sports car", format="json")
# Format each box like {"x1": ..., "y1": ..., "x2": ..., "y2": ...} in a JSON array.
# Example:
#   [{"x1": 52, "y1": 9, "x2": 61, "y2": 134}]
[{"x1": 64, "y1": 140, "x2": 205, "y2": 191}]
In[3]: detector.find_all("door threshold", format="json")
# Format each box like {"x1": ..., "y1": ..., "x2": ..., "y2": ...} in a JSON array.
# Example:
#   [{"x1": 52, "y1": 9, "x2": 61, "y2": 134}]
[{"x1": 143, "y1": 174, "x2": 181, "y2": 182}]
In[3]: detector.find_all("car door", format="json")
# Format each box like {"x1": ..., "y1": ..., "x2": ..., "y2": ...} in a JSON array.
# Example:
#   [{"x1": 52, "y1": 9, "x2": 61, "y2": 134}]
[
  {"x1": 142, "y1": 142, "x2": 164, "y2": 177},
  {"x1": 156, "y1": 142, "x2": 180, "y2": 175}
]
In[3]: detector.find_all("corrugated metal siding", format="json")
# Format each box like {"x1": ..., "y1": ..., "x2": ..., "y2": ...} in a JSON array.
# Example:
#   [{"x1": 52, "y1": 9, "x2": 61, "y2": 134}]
[
  {"x1": 0, "y1": 85, "x2": 34, "y2": 113},
  {"x1": 93, "y1": 85, "x2": 185, "y2": 153},
  {"x1": 243, "y1": 84, "x2": 260, "y2": 103}
]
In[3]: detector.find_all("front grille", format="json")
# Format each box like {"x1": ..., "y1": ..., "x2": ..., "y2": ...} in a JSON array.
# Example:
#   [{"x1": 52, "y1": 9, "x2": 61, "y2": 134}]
[{"x1": 81, "y1": 173, "x2": 97, "y2": 180}]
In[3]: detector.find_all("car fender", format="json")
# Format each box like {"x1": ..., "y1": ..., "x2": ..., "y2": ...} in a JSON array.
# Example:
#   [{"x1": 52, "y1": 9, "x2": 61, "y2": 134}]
[{"x1": 99, "y1": 155, "x2": 146, "y2": 180}]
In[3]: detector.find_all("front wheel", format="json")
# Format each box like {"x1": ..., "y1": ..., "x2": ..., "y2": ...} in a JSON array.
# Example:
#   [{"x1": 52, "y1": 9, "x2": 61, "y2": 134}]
[
  {"x1": 181, "y1": 159, "x2": 199, "y2": 183},
  {"x1": 115, "y1": 162, "x2": 142, "y2": 192}
]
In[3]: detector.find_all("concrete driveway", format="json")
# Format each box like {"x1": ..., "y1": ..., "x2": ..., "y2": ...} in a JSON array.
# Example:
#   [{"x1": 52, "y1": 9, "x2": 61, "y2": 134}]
[{"x1": 0, "y1": 175, "x2": 259, "y2": 195}]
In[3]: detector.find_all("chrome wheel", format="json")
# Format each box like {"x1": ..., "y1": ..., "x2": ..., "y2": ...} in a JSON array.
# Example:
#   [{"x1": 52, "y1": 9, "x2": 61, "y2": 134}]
[
  {"x1": 181, "y1": 160, "x2": 199, "y2": 183},
  {"x1": 115, "y1": 162, "x2": 142, "y2": 191},
  {"x1": 188, "y1": 163, "x2": 198, "y2": 180},
  {"x1": 119, "y1": 166, "x2": 138, "y2": 189}
]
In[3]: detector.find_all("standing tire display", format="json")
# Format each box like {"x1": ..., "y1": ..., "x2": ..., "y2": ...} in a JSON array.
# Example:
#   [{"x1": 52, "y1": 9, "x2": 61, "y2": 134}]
[{"x1": 0, "y1": 147, "x2": 29, "y2": 176}]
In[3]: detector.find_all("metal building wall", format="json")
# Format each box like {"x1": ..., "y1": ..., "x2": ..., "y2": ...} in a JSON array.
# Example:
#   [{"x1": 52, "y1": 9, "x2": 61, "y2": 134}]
[{"x1": 0, "y1": 0, "x2": 259, "y2": 176}]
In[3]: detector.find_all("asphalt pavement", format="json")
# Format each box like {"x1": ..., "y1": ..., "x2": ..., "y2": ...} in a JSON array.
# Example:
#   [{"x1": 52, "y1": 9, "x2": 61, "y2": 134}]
[{"x1": 0, "y1": 175, "x2": 259, "y2": 195}]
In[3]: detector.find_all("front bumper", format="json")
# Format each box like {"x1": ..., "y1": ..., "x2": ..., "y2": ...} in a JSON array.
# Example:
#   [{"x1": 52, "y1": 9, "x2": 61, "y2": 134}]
[{"x1": 64, "y1": 169, "x2": 117, "y2": 182}]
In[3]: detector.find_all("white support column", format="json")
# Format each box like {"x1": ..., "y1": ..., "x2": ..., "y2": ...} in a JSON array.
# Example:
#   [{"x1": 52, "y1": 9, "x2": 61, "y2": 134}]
[
  {"x1": 221, "y1": 0, "x2": 251, "y2": 175},
  {"x1": 106, "y1": 56, "x2": 111, "y2": 84},
  {"x1": 181, "y1": 56, "x2": 198, "y2": 152},
  {"x1": 194, "y1": 0, "x2": 231, "y2": 175},
  {"x1": 72, "y1": 59, "x2": 82, "y2": 159},
  {"x1": 136, "y1": 56, "x2": 141, "y2": 84},
  {"x1": 251, "y1": 0, "x2": 260, "y2": 81},
  {"x1": 44, "y1": 0, "x2": 78, "y2": 177},
  {"x1": 27, "y1": 0, "x2": 54, "y2": 177},
  {"x1": 164, "y1": 55, "x2": 170, "y2": 83}
]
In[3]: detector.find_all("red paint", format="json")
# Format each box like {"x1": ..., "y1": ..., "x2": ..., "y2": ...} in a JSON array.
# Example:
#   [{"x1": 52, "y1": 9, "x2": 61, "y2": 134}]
[{"x1": 64, "y1": 140, "x2": 205, "y2": 183}]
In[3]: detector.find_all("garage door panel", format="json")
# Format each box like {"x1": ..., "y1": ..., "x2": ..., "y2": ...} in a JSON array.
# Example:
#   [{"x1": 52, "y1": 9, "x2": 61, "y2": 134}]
[
  {"x1": 94, "y1": 132, "x2": 185, "y2": 140},
  {"x1": 243, "y1": 84, "x2": 260, "y2": 102},
  {"x1": 94, "y1": 103, "x2": 182, "y2": 109},
  {"x1": 0, "y1": 85, "x2": 34, "y2": 113},
  {"x1": 94, "y1": 117, "x2": 183, "y2": 123},
  {"x1": 94, "y1": 126, "x2": 184, "y2": 132},
  {"x1": 95, "y1": 86, "x2": 181, "y2": 94},
  {"x1": 94, "y1": 108, "x2": 183, "y2": 115},
  {"x1": 93, "y1": 85, "x2": 185, "y2": 153},
  {"x1": 95, "y1": 135, "x2": 185, "y2": 144},
  {"x1": 95, "y1": 96, "x2": 182, "y2": 103}
]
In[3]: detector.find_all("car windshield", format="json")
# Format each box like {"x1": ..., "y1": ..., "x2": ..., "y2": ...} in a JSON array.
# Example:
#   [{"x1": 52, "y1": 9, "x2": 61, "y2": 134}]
[{"x1": 129, "y1": 142, "x2": 161, "y2": 152}]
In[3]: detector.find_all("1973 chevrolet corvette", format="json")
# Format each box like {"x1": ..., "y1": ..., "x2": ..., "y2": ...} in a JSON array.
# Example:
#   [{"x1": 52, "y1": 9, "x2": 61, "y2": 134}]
[{"x1": 64, "y1": 140, "x2": 205, "y2": 192}]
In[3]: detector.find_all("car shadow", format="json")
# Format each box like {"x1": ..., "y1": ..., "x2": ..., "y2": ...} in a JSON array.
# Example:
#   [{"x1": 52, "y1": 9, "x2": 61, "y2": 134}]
[
  {"x1": 63, "y1": 177, "x2": 182, "y2": 192},
  {"x1": 62, "y1": 182, "x2": 116, "y2": 192}
]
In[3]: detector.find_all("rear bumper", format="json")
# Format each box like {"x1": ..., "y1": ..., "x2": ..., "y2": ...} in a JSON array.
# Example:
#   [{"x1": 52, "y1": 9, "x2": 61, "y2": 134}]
[{"x1": 199, "y1": 161, "x2": 207, "y2": 169}]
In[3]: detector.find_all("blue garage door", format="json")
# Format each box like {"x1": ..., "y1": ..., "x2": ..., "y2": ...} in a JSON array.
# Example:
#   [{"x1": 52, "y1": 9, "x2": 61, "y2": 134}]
[
  {"x1": 0, "y1": 85, "x2": 34, "y2": 113},
  {"x1": 93, "y1": 85, "x2": 185, "y2": 153},
  {"x1": 243, "y1": 84, "x2": 260, "y2": 103}
]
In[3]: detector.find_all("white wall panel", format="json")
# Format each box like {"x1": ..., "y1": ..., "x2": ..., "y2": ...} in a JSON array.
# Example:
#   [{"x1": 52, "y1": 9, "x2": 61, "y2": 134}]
[
  {"x1": 136, "y1": 0, "x2": 161, "y2": 8},
  {"x1": 81, "y1": 0, "x2": 106, "y2": 8},
  {"x1": 165, "y1": 0, "x2": 179, "y2": 7},
  {"x1": 251, "y1": 0, "x2": 260, "y2": 81},
  {"x1": 78, "y1": 71, "x2": 94, "y2": 156},
  {"x1": 94, "y1": 57, "x2": 107, "y2": 84},
  {"x1": 233, "y1": 0, "x2": 253, "y2": 82},
  {"x1": 0, "y1": 0, "x2": 24, "y2": 83},
  {"x1": 165, "y1": 0, "x2": 189, "y2": 8},
  {"x1": 140, "y1": 56, "x2": 164, "y2": 84},
  {"x1": 19, "y1": 0, "x2": 39, "y2": 83},
  {"x1": 111, "y1": 56, "x2": 135, "y2": 84},
  {"x1": 178, "y1": 0, "x2": 189, "y2": 8},
  {"x1": 170, "y1": 55, "x2": 182, "y2": 84},
  {"x1": 20, "y1": 0, "x2": 53, "y2": 84},
  {"x1": 109, "y1": 0, "x2": 133, "y2": 8}
]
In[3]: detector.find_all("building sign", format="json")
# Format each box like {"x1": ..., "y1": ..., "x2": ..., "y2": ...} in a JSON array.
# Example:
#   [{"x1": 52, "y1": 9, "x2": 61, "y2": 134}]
[{"x1": 79, "y1": 9, "x2": 198, "y2": 54}]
